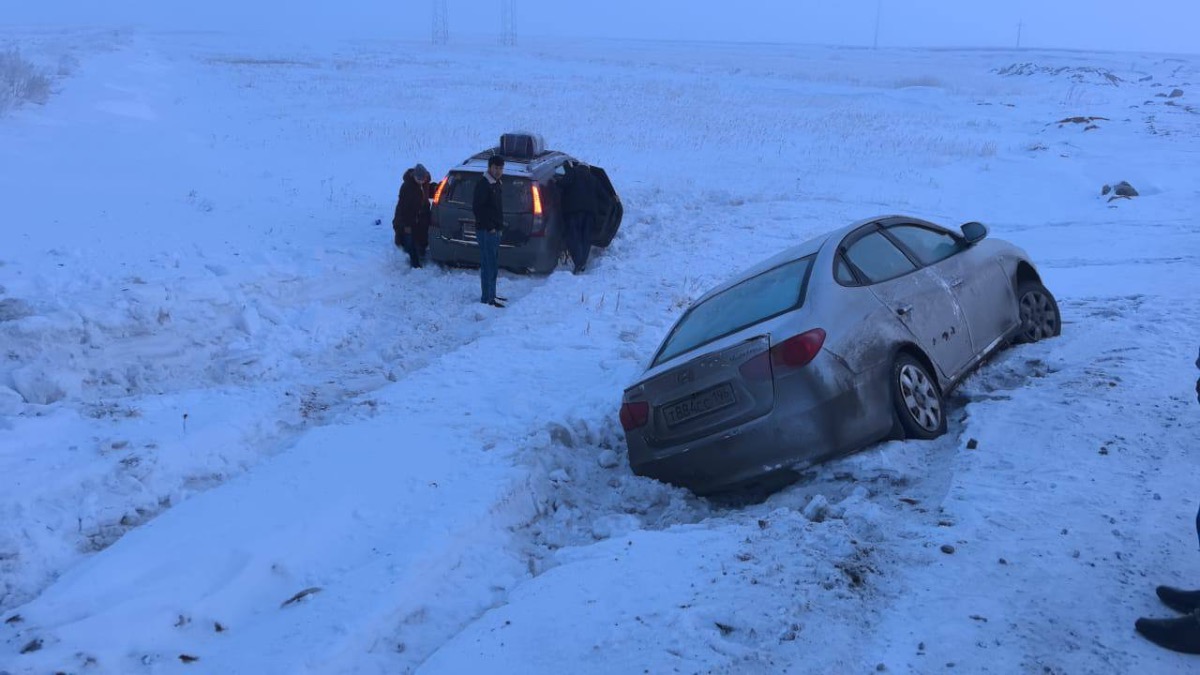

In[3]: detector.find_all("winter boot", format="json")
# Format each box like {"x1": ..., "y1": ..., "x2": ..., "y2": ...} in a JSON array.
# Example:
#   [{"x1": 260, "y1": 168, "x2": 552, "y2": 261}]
[
  {"x1": 1158, "y1": 586, "x2": 1200, "y2": 614},
  {"x1": 1135, "y1": 611, "x2": 1200, "y2": 655}
]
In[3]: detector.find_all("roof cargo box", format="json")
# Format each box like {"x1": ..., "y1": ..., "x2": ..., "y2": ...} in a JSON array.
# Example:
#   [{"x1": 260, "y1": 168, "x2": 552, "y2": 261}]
[{"x1": 500, "y1": 132, "x2": 545, "y2": 158}]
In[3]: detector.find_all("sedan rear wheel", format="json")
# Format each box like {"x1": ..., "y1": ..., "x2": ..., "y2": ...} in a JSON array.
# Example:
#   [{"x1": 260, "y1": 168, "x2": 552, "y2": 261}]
[
  {"x1": 892, "y1": 353, "x2": 946, "y2": 440},
  {"x1": 1015, "y1": 281, "x2": 1061, "y2": 344}
]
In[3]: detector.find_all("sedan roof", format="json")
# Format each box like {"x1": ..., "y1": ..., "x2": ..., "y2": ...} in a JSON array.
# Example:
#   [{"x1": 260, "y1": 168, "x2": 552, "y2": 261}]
[{"x1": 692, "y1": 215, "x2": 904, "y2": 303}]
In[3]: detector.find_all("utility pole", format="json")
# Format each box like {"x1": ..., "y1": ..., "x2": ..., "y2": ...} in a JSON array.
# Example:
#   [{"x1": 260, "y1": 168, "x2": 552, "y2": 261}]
[
  {"x1": 1016, "y1": 19, "x2": 1023, "y2": 49},
  {"x1": 501, "y1": 0, "x2": 517, "y2": 46},
  {"x1": 432, "y1": 0, "x2": 448, "y2": 45},
  {"x1": 872, "y1": 0, "x2": 882, "y2": 49}
]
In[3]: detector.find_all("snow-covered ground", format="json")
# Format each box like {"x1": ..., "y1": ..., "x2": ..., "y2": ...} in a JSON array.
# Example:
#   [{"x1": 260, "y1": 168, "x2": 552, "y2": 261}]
[{"x1": 2, "y1": 26, "x2": 1198, "y2": 674}]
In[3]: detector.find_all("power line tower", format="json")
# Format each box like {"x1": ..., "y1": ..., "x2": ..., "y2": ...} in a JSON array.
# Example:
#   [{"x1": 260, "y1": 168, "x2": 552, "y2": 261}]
[
  {"x1": 872, "y1": 0, "x2": 882, "y2": 49},
  {"x1": 501, "y1": 0, "x2": 517, "y2": 46},
  {"x1": 432, "y1": 0, "x2": 449, "y2": 45}
]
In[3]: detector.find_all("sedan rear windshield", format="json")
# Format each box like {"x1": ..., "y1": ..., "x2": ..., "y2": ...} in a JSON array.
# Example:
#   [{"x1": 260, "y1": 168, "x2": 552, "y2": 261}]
[
  {"x1": 443, "y1": 171, "x2": 533, "y2": 214},
  {"x1": 652, "y1": 256, "x2": 814, "y2": 367}
]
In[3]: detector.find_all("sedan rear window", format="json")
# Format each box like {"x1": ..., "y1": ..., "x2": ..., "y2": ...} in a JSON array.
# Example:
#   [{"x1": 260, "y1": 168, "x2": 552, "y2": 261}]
[{"x1": 653, "y1": 256, "x2": 813, "y2": 366}]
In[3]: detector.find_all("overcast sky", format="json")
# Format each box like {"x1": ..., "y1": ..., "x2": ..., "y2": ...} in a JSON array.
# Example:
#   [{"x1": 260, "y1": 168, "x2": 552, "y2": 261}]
[{"x1": 7, "y1": 1, "x2": 1198, "y2": 55}]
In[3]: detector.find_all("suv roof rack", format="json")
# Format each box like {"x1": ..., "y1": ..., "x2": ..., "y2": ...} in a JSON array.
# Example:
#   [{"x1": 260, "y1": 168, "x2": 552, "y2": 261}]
[
  {"x1": 464, "y1": 147, "x2": 559, "y2": 162},
  {"x1": 460, "y1": 148, "x2": 569, "y2": 174}
]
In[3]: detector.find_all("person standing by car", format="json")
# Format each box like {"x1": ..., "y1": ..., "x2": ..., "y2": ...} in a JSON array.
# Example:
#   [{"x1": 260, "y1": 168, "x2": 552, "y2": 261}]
[
  {"x1": 473, "y1": 155, "x2": 506, "y2": 307},
  {"x1": 557, "y1": 160, "x2": 606, "y2": 275},
  {"x1": 393, "y1": 163, "x2": 433, "y2": 267},
  {"x1": 1133, "y1": 346, "x2": 1200, "y2": 654}
]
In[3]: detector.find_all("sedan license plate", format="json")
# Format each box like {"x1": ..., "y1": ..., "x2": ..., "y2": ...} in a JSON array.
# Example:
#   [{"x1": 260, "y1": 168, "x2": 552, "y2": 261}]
[
  {"x1": 460, "y1": 220, "x2": 477, "y2": 239},
  {"x1": 663, "y1": 384, "x2": 735, "y2": 427}
]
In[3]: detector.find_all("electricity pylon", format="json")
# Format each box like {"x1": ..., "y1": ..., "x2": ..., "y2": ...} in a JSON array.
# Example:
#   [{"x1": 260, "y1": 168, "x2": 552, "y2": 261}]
[
  {"x1": 432, "y1": 0, "x2": 449, "y2": 45},
  {"x1": 501, "y1": 0, "x2": 517, "y2": 46}
]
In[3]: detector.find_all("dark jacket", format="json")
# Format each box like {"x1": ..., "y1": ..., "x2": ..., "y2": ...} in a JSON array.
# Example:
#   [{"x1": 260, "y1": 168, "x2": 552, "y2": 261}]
[
  {"x1": 472, "y1": 173, "x2": 504, "y2": 232},
  {"x1": 559, "y1": 164, "x2": 607, "y2": 216},
  {"x1": 393, "y1": 169, "x2": 432, "y2": 248}
]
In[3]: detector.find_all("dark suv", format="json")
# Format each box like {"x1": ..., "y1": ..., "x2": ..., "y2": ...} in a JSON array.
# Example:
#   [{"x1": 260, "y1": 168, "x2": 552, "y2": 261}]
[{"x1": 429, "y1": 133, "x2": 623, "y2": 274}]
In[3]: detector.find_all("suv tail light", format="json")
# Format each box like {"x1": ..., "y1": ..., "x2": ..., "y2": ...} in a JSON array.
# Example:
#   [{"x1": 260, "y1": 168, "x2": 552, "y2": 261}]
[
  {"x1": 531, "y1": 183, "x2": 546, "y2": 237},
  {"x1": 738, "y1": 329, "x2": 826, "y2": 381},
  {"x1": 432, "y1": 176, "x2": 448, "y2": 205},
  {"x1": 620, "y1": 401, "x2": 649, "y2": 431}
]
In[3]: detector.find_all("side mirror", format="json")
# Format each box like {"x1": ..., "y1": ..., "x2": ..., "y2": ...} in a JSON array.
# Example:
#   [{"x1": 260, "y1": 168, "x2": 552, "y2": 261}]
[{"x1": 960, "y1": 221, "x2": 988, "y2": 244}]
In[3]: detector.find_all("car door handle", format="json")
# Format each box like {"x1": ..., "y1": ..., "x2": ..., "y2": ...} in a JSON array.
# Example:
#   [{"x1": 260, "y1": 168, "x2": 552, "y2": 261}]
[
  {"x1": 896, "y1": 304, "x2": 913, "y2": 317},
  {"x1": 949, "y1": 277, "x2": 965, "y2": 288}
]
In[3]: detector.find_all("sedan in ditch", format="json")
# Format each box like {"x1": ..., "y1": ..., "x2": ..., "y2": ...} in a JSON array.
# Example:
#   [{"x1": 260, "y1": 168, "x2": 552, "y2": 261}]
[{"x1": 619, "y1": 215, "x2": 1061, "y2": 495}]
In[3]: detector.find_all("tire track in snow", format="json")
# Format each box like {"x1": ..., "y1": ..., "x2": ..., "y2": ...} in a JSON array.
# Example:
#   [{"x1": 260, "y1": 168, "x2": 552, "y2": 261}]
[{"x1": 0, "y1": 253, "x2": 550, "y2": 612}]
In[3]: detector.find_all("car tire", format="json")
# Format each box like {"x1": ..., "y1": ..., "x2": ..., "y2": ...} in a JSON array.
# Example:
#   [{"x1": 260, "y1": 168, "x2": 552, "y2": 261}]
[
  {"x1": 1014, "y1": 280, "x2": 1061, "y2": 344},
  {"x1": 891, "y1": 353, "x2": 947, "y2": 441}
]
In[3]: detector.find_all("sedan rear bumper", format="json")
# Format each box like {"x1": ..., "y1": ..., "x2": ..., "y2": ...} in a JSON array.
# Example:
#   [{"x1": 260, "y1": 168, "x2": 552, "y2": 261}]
[{"x1": 627, "y1": 383, "x2": 870, "y2": 495}]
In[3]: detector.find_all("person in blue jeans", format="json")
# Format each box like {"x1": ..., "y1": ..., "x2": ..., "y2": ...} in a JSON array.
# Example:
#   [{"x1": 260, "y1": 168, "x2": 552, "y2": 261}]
[
  {"x1": 1134, "y1": 346, "x2": 1200, "y2": 654},
  {"x1": 472, "y1": 155, "x2": 507, "y2": 308}
]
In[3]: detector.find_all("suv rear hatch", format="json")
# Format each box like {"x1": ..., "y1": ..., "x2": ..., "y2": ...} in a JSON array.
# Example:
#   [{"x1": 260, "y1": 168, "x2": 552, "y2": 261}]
[{"x1": 434, "y1": 170, "x2": 545, "y2": 245}]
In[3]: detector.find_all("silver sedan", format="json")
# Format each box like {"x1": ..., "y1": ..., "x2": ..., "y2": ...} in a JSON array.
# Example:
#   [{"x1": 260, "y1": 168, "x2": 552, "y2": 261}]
[{"x1": 620, "y1": 215, "x2": 1060, "y2": 495}]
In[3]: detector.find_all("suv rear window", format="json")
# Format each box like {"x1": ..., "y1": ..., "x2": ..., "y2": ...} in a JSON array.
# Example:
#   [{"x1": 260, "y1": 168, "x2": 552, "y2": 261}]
[
  {"x1": 443, "y1": 172, "x2": 533, "y2": 214},
  {"x1": 653, "y1": 256, "x2": 814, "y2": 366}
]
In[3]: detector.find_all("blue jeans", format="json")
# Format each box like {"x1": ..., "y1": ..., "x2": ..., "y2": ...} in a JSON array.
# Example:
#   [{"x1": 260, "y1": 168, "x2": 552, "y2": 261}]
[
  {"x1": 565, "y1": 211, "x2": 594, "y2": 270},
  {"x1": 478, "y1": 229, "x2": 501, "y2": 303}
]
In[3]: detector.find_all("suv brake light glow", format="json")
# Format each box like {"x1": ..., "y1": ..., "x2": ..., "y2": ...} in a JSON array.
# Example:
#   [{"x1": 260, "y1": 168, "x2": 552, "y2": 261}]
[
  {"x1": 530, "y1": 183, "x2": 547, "y2": 236},
  {"x1": 432, "y1": 176, "x2": 448, "y2": 205}
]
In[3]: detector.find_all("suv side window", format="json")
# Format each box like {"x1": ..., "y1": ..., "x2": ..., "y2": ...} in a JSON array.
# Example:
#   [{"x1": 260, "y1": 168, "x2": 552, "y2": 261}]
[
  {"x1": 843, "y1": 232, "x2": 917, "y2": 284},
  {"x1": 885, "y1": 224, "x2": 963, "y2": 266}
]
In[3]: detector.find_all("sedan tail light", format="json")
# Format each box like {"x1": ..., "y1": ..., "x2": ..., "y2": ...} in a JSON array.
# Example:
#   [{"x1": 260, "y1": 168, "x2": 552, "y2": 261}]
[
  {"x1": 739, "y1": 328, "x2": 826, "y2": 382},
  {"x1": 432, "y1": 176, "x2": 448, "y2": 205},
  {"x1": 739, "y1": 351, "x2": 773, "y2": 381},
  {"x1": 620, "y1": 401, "x2": 649, "y2": 431},
  {"x1": 773, "y1": 328, "x2": 826, "y2": 368}
]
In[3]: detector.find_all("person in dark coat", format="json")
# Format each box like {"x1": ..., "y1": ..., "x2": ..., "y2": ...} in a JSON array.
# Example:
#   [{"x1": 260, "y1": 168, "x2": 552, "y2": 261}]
[
  {"x1": 472, "y1": 155, "x2": 506, "y2": 307},
  {"x1": 556, "y1": 160, "x2": 607, "y2": 275},
  {"x1": 1133, "y1": 346, "x2": 1200, "y2": 654},
  {"x1": 392, "y1": 163, "x2": 433, "y2": 268}
]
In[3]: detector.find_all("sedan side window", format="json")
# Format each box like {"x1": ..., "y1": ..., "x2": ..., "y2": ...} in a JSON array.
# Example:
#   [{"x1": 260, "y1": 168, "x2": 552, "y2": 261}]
[
  {"x1": 834, "y1": 254, "x2": 858, "y2": 285},
  {"x1": 886, "y1": 224, "x2": 963, "y2": 266},
  {"x1": 843, "y1": 232, "x2": 917, "y2": 284}
]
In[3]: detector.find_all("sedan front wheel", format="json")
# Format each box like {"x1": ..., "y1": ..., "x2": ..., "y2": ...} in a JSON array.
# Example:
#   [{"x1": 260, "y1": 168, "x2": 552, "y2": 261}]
[{"x1": 1015, "y1": 280, "x2": 1061, "y2": 344}]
